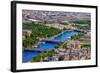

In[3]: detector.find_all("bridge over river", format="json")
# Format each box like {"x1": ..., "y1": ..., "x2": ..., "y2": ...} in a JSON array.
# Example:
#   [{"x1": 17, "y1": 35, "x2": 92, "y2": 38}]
[
  {"x1": 41, "y1": 39, "x2": 64, "y2": 43},
  {"x1": 24, "y1": 48, "x2": 46, "y2": 52}
]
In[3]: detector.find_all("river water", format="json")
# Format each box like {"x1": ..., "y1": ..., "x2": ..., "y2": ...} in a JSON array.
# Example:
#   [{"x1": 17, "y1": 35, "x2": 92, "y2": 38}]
[{"x1": 23, "y1": 31, "x2": 77, "y2": 63}]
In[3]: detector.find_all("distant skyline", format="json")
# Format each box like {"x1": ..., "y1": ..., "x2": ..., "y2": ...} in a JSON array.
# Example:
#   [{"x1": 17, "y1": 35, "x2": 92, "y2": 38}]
[{"x1": 22, "y1": 10, "x2": 91, "y2": 23}]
